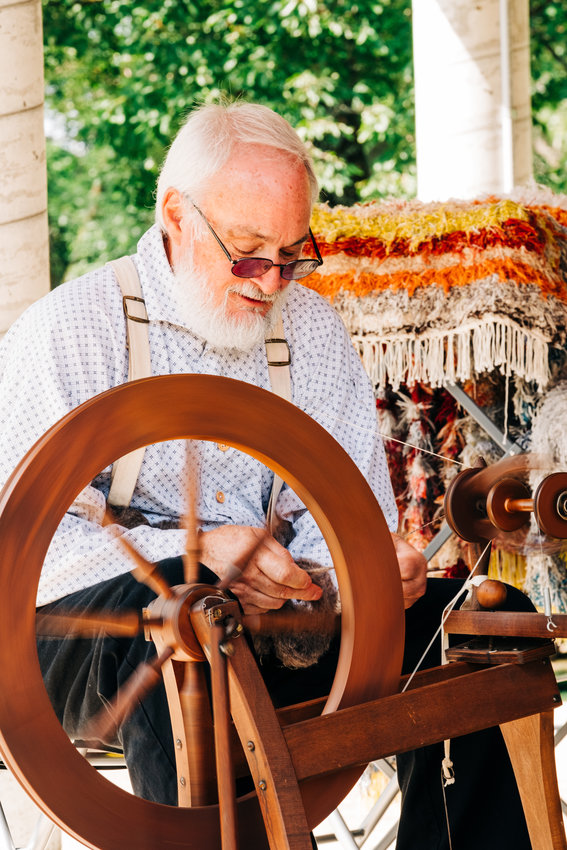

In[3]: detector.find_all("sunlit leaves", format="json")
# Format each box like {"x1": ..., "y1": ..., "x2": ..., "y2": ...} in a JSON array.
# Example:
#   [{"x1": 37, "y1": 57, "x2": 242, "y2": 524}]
[
  {"x1": 43, "y1": 0, "x2": 567, "y2": 282},
  {"x1": 43, "y1": 0, "x2": 416, "y2": 278},
  {"x1": 530, "y1": 0, "x2": 567, "y2": 194}
]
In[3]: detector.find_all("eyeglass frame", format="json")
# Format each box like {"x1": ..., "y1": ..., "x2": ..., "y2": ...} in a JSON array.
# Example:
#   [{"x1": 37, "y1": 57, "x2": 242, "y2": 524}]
[{"x1": 188, "y1": 199, "x2": 323, "y2": 281}]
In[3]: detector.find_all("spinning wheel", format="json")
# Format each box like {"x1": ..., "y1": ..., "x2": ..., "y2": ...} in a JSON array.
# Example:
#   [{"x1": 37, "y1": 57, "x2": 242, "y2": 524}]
[{"x1": 0, "y1": 374, "x2": 405, "y2": 850}]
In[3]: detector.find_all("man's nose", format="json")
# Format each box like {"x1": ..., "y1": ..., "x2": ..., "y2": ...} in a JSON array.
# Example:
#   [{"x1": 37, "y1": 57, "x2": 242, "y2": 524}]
[{"x1": 252, "y1": 264, "x2": 285, "y2": 295}]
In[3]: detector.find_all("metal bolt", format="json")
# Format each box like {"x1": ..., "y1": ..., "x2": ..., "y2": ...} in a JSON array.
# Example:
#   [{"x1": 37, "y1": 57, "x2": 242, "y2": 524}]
[
  {"x1": 179, "y1": 777, "x2": 186, "y2": 787},
  {"x1": 176, "y1": 738, "x2": 183, "y2": 750},
  {"x1": 220, "y1": 641, "x2": 235, "y2": 657},
  {"x1": 212, "y1": 607, "x2": 223, "y2": 620},
  {"x1": 247, "y1": 741, "x2": 255, "y2": 751},
  {"x1": 553, "y1": 694, "x2": 562, "y2": 704},
  {"x1": 258, "y1": 780, "x2": 267, "y2": 791}
]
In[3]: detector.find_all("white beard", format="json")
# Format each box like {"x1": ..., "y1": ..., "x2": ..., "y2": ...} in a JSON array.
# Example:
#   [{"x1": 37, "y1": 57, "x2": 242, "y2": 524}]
[{"x1": 172, "y1": 254, "x2": 294, "y2": 352}]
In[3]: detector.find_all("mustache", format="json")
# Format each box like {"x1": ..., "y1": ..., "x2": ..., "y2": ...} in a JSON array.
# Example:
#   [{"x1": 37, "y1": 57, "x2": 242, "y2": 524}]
[{"x1": 228, "y1": 282, "x2": 277, "y2": 303}]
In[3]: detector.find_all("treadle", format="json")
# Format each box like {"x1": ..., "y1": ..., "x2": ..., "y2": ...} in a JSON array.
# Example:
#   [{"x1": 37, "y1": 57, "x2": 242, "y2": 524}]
[{"x1": 446, "y1": 637, "x2": 556, "y2": 665}]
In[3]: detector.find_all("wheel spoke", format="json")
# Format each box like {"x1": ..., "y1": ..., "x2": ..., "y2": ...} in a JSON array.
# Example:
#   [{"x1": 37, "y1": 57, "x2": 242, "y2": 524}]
[
  {"x1": 80, "y1": 646, "x2": 174, "y2": 744},
  {"x1": 119, "y1": 535, "x2": 174, "y2": 599},
  {"x1": 243, "y1": 609, "x2": 340, "y2": 636},
  {"x1": 35, "y1": 608, "x2": 149, "y2": 638},
  {"x1": 183, "y1": 445, "x2": 201, "y2": 585},
  {"x1": 103, "y1": 505, "x2": 175, "y2": 598}
]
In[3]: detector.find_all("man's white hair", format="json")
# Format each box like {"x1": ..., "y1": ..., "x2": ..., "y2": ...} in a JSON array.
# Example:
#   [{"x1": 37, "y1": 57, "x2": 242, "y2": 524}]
[{"x1": 155, "y1": 101, "x2": 319, "y2": 229}]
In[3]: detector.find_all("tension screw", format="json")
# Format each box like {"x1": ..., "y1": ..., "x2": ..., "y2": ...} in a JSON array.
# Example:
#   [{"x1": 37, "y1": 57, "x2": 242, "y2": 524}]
[
  {"x1": 179, "y1": 777, "x2": 186, "y2": 787},
  {"x1": 176, "y1": 738, "x2": 183, "y2": 750},
  {"x1": 247, "y1": 741, "x2": 255, "y2": 751},
  {"x1": 258, "y1": 780, "x2": 267, "y2": 791}
]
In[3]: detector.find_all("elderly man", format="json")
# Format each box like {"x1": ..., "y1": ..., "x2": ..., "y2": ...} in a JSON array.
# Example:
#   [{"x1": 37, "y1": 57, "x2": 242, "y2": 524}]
[{"x1": 0, "y1": 102, "x2": 530, "y2": 848}]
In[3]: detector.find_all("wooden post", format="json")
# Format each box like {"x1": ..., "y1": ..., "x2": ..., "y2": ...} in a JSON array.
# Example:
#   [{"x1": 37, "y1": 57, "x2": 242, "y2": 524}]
[
  {"x1": 0, "y1": 0, "x2": 49, "y2": 338},
  {"x1": 412, "y1": 0, "x2": 533, "y2": 201},
  {"x1": 500, "y1": 711, "x2": 567, "y2": 850}
]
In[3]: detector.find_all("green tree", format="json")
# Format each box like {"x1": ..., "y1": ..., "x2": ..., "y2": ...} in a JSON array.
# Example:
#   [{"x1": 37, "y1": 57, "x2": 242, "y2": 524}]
[
  {"x1": 43, "y1": 0, "x2": 415, "y2": 280},
  {"x1": 530, "y1": 0, "x2": 567, "y2": 192},
  {"x1": 44, "y1": 1, "x2": 567, "y2": 283}
]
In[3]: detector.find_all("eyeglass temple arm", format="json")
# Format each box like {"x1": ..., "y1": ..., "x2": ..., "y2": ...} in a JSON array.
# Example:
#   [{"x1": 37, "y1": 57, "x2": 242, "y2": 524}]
[
  {"x1": 189, "y1": 201, "x2": 234, "y2": 263},
  {"x1": 309, "y1": 228, "x2": 323, "y2": 264}
]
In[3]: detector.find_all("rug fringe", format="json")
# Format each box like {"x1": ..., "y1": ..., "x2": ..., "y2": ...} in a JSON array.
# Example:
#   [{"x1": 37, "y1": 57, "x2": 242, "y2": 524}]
[{"x1": 354, "y1": 314, "x2": 550, "y2": 391}]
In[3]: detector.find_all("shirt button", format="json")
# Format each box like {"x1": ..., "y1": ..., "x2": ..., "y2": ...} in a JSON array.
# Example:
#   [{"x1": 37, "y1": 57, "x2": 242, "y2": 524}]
[{"x1": 216, "y1": 491, "x2": 225, "y2": 504}]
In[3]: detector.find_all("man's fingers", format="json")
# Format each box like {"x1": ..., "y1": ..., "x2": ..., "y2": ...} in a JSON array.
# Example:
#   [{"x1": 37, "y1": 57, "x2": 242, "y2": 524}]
[
  {"x1": 199, "y1": 525, "x2": 323, "y2": 608},
  {"x1": 252, "y1": 538, "x2": 316, "y2": 591},
  {"x1": 229, "y1": 575, "x2": 321, "y2": 612},
  {"x1": 391, "y1": 532, "x2": 427, "y2": 609},
  {"x1": 401, "y1": 577, "x2": 426, "y2": 609},
  {"x1": 228, "y1": 580, "x2": 288, "y2": 613},
  {"x1": 241, "y1": 556, "x2": 323, "y2": 602}
]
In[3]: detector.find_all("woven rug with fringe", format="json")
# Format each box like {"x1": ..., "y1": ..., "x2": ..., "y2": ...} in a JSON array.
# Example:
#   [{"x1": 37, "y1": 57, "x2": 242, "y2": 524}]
[{"x1": 306, "y1": 193, "x2": 567, "y2": 391}]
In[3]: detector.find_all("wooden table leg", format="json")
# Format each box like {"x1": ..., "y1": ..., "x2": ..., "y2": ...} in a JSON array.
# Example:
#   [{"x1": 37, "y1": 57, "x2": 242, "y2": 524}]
[{"x1": 500, "y1": 711, "x2": 567, "y2": 850}]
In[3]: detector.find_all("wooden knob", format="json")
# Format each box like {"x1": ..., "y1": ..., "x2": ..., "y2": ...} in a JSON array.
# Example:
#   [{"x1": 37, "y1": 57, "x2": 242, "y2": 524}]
[{"x1": 476, "y1": 579, "x2": 508, "y2": 610}]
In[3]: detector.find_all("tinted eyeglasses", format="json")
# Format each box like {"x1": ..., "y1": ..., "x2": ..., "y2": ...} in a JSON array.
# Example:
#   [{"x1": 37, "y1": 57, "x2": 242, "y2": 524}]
[{"x1": 190, "y1": 201, "x2": 323, "y2": 281}]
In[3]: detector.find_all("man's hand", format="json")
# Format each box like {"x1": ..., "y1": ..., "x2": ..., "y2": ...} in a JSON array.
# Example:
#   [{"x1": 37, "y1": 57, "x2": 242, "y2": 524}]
[
  {"x1": 391, "y1": 532, "x2": 427, "y2": 609},
  {"x1": 199, "y1": 525, "x2": 323, "y2": 614}
]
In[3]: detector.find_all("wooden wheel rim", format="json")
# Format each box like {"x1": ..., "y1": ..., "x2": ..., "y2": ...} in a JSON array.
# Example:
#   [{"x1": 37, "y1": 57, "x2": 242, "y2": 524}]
[
  {"x1": 0, "y1": 375, "x2": 404, "y2": 849},
  {"x1": 534, "y1": 472, "x2": 567, "y2": 538}
]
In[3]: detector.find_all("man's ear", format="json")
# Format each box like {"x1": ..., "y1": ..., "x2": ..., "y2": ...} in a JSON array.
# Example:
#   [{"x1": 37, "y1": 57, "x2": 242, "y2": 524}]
[{"x1": 161, "y1": 188, "x2": 186, "y2": 249}]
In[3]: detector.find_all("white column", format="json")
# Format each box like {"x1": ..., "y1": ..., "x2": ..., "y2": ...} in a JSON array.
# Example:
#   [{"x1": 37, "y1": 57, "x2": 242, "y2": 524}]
[
  {"x1": 412, "y1": 0, "x2": 533, "y2": 201},
  {"x1": 0, "y1": 0, "x2": 49, "y2": 336}
]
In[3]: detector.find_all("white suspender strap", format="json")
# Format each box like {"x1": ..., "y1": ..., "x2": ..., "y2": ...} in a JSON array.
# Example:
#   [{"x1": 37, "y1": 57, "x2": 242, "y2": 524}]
[
  {"x1": 106, "y1": 256, "x2": 151, "y2": 507},
  {"x1": 264, "y1": 314, "x2": 291, "y2": 533},
  {"x1": 105, "y1": 257, "x2": 291, "y2": 526}
]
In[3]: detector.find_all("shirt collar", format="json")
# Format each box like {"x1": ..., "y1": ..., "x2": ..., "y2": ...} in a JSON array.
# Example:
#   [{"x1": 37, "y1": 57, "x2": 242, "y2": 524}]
[{"x1": 135, "y1": 224, "x2": 188, "y2": 328}]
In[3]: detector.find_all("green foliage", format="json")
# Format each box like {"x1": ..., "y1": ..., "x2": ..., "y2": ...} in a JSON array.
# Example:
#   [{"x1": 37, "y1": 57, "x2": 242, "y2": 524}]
[
  {"x1": 47, "y1": 140, "x2": 154, "y2": 283},
  {"x1": 44, "y1": 0, "x2": 415, "y2": 280},
  {"x1": 530, "y1": 0, "x2": 567, "y2": 193},
  {"x1": 44, "y1": 0, "x2": 567, "y2": 283}
]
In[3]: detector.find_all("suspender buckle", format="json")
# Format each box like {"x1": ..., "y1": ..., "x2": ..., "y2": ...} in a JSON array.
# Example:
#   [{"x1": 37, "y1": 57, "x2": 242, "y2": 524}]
[
  {"x1": 265, "y1": 338, "x2": 291, "y2": 367},
  {"x1": 122, "y1": 295, "x2": 149, "y2": 324}
]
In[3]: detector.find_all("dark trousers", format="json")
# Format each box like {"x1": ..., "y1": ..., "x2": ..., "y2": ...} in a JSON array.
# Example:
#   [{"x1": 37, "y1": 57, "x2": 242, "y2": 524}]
[
  {"x1": 396, "y1": 579, "x2": 533, "y2": 850},
  {"x1": 37, "y1": 562, "x2": 532, "y2": 848}
]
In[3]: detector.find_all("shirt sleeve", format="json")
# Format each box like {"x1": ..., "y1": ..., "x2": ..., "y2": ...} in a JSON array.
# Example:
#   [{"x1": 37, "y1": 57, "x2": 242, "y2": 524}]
[{"x1": 0, "y1": 278, "x2": 187, "y2": 606}]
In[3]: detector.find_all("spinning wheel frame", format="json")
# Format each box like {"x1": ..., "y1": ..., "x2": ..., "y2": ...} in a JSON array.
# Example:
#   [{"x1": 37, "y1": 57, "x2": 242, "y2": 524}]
[{"x1": 0, "y1": 375, "x2": 404, "y2": 850}]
